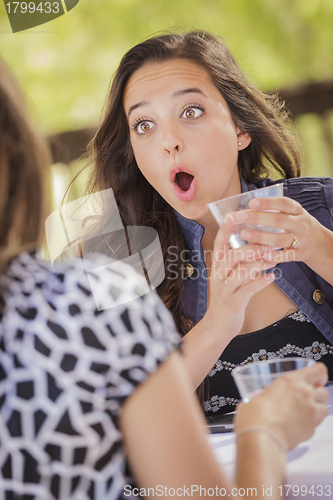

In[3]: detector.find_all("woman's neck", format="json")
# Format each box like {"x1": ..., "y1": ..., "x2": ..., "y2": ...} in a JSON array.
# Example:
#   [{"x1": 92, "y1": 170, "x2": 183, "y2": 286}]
[{"x1": 201, "y1": 217, "x2": 220, "y2": 253}]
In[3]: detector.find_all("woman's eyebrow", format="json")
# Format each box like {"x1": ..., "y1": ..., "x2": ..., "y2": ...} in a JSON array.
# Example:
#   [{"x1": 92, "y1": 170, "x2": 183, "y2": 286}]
[
  {"x1": 172, "y1": 87, "x2": 207, "y2": 98},
  {"x1": 127, "y1": 88, "x2": 207, "y2": 118},
  {"x1": 127, "y1": 101, "x2": 149, "y2": 118}
]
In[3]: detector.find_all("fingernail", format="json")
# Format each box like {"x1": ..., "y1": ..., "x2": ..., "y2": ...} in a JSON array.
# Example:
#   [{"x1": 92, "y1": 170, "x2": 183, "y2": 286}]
[
  {"x1": 265, "y1": 272, "x2": 275, "y2": 281},
  {"x1": 235, "y1": 211, "x2": 247, "y2": 222},
  {"x1": 261, "y1": 245, "x2": 271, "y2": 252},
  {"x1": 224, "y1": 214, "x2": 234, "y2": 225},
  {"x1": 250, "y1": 198, "x2": 260, "y2": 208},
  {"x1": 241, "y1": 229, "x2": 252, "y2": 240}
]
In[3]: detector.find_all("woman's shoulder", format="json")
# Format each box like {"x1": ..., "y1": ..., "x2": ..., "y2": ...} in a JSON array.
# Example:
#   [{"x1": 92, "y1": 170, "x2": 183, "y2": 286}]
[
  {"x1": 258, "y1": 175, "x2": 333, "y2": 190},
  {"x1": 1, "y1": 251, "x2": 101, "y2": 307},
  {"x1": 257, "y1": 176, "x2": 333, "y2": 213},
  {"x1": 2, "y1": 250, "x2": 147, "y2": 302},
  {"x1": 283, "y1": 177, "x2": 333, "y2": 214},
  {"x1": 1, "y1": 251, "x2": 179, "y2": 346},
  {"x1": 283, "y1": 176, "x2": 333, "y2": 192}
]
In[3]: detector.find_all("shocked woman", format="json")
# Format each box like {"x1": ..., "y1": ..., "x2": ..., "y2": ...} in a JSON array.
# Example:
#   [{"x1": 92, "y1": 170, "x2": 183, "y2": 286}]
[{"x1": 82, "y1": 30, "x2": 333, "y2": 416}]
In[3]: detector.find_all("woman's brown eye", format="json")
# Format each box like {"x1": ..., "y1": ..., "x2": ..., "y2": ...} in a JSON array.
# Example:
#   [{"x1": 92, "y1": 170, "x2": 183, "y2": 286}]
[
  {"x1": 139, "y1": 122, "x2": 150, "y2": 132},
  {"x1": 185, "y1": 109, "x2": 195, "y2": 118}
]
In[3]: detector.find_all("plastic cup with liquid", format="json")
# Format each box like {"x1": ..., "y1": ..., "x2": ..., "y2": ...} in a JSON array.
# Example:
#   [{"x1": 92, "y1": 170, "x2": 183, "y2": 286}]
[
  {"x1": 207, "y1": 183, "x2": 284, "y2": 249},
  {"x1": 231, "y1": 357, "x2": 316, "y2": 403}
]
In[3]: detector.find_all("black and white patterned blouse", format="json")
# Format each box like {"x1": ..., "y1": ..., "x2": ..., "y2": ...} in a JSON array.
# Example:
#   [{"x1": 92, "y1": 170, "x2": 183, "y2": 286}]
[{"x1": 0, "y1": 252, "x2": 180, "y2": 500}]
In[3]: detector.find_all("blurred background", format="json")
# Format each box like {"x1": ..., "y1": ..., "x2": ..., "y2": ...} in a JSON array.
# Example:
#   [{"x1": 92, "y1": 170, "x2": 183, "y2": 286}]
[{"x1": 1, "y1": 0, "x2": 333, "y2": 215}]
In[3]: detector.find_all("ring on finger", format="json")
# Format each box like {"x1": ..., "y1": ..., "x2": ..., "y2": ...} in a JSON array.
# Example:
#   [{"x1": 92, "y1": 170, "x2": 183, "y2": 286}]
[{"x1": 290, "y1": 233, "x2": 299, "y2": 249}]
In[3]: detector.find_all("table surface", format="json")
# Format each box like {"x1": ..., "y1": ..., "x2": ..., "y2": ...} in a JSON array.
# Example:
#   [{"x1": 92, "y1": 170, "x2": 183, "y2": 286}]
[{"x1": 207, "y1": 385, "x2": 333, "y2": 499}]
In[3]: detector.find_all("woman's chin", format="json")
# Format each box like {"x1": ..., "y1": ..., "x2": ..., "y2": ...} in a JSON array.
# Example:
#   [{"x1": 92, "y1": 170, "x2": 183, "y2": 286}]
[{"x1": 176, "y1": 204, "x2": 212, "y2": 225}]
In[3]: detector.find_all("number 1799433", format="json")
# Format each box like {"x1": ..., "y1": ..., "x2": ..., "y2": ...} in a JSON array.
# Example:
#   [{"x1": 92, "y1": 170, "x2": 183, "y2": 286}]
[
  {"x1": 278, "y1": 485, "x2": 332, "y2": 497},
  {"x1": 5, "y1": 2, "x2": 60, "y2": 14}
]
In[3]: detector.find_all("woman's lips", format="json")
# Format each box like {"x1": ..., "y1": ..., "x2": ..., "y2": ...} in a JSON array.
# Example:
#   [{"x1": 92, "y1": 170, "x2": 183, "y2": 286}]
[
  {"x1": 173, "y1": 177, "x2": 197, "y2": 201},
  {"x1": 170, "y1": 166, "x2": 197, "y2": 202}
]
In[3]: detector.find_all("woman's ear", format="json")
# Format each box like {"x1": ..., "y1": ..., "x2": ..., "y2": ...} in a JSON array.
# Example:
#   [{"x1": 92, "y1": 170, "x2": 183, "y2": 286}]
[{"x1": 237, "y1": 130, "x2": 252, "y2": 151}]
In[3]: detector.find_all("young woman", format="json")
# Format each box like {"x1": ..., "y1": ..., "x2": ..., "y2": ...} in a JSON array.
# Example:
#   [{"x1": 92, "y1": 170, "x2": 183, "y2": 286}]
[
  {"x1": 83, "y1": 30, "x2": 333, "y2": 416},
  {"x1": 0, "y1": 55, "x2": 329, "y2": 500}
]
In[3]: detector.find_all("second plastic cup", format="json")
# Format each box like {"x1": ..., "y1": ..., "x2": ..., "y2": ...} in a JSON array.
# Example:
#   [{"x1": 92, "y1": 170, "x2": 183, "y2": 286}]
[
  {"x1": 207, "y1": 183, "x2": 284, "y2": 248},
  {"x1": 231, "y1": 357, "x2": 316, "y2": 403}
]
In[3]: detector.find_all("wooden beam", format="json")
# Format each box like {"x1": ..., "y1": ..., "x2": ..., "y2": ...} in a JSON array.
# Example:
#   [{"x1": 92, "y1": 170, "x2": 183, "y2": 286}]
[
  {"x1": 279, "y1": 79, "x2": 333, "y2": 118},
  {"x1": 48, "y1": 127, "x2": 96, "y2": 164}
]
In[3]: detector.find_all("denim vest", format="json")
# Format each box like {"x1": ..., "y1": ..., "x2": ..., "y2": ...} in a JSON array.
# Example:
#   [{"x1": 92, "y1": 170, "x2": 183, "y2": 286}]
[{"x1": 175, "y1": 177, "x2": 333, "y2": 343}]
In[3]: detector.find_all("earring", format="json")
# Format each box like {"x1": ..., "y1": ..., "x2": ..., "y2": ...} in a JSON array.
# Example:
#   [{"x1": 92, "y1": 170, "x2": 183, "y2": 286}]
[{"x1": 238, "y1": 142, "x2": 241, "y2": 146}]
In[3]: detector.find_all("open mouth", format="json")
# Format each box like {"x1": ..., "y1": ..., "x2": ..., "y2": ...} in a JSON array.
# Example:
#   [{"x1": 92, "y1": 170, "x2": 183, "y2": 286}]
[
  {"x1": 174, "y1": 171, "x2": 194, "y2": 192},
  {"x1": 170, "y1": 166, "x2": 197, "y2": 202}
]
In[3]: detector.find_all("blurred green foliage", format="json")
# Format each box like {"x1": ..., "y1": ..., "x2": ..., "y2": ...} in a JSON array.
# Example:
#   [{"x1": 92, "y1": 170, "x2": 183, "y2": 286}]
[{"x1": 1, "y1": 0, "x2": 333, "y2": 179}]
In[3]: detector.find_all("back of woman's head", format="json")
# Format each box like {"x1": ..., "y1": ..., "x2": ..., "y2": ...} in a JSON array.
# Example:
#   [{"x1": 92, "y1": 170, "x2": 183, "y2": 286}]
[
  {"x1": 91, "y1": 30, "x2": 300, "y2": 198},
  {"x1": 0, "y1": 58, "x2": 49, "y2": 271}
]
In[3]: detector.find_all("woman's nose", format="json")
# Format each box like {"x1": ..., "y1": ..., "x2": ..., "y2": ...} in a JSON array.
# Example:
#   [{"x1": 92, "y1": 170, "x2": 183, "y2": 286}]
[{"x1": 161, "y1": 122, "x2": 183, "y2": 155}]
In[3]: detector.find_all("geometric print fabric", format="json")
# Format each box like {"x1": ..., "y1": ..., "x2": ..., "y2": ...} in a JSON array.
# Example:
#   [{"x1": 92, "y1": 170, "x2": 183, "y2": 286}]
[{"x1": 0, "y1": 252, "x2": 179, "y2": 499}]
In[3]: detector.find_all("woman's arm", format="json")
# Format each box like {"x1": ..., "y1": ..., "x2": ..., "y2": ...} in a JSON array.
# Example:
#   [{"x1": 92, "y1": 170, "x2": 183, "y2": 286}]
[
  {"x1": 181, "y1": 216, "x2": 275, "y2": 389},
  {"x1": 172, "y1": 194, "x2": 333, "y2": 391},
  {"x1": 121, "y1": 352, "x2": 233, "y2": 496},
  {"x1": 120, "y1": 352, "x2": 328, "y2": 500}
]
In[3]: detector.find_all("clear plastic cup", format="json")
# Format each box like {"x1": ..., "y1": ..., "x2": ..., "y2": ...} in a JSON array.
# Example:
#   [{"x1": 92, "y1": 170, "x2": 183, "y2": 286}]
[
  {"x1": 207, "y1": 183, "x2": 284, "y2": 248},
  {"x1": 231, "y1": 357, "x2": 316, "y2": 403}
]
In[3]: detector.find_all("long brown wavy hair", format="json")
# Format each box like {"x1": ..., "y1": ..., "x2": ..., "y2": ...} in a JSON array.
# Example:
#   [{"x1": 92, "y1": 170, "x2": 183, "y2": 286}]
[
  {"x1": 84, "y1": 30, "x2": 301, "y2": 335},
  {"x1": 0, "y1": 58, "x2": 49, "y2": 275}
]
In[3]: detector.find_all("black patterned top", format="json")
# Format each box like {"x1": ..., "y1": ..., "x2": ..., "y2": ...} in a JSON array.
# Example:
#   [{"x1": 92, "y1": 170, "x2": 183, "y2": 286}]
[
  {"x1": 204, "y1": 311, "x2": 333, "y2": 416},
  {"x1": 0, "y1": 252, "x2": 180, "y2": 500}
]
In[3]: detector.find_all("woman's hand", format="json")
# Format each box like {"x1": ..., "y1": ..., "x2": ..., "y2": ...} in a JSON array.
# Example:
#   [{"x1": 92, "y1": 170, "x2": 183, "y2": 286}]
[
  {"x1": 205, "y1": 215, "x2": 276, "y2": 340},
  {"x1": 181, "y1": 216, "x2": 275, "y2": 389},
  {"x1": 235, "y1": 362, "x2": 329, "y2": 451},
  {"x1": 234, "y1": 196, "x2": 333, "y2": 283}
]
